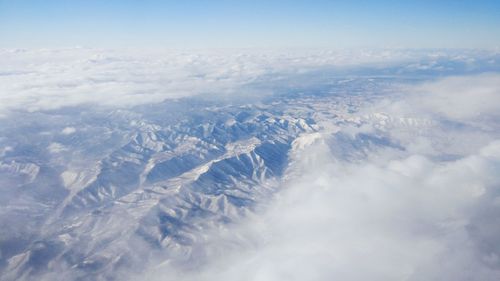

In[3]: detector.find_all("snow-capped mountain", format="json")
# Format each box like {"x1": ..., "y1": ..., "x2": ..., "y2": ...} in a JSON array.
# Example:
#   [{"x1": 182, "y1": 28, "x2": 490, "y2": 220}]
[{"x1": 1, "y1": 49, "x2": 500, "y2": 281}]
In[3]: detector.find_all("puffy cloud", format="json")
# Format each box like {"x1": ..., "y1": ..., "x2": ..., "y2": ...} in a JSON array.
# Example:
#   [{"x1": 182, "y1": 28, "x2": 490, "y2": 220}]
[
  {"x1": 418, "y1": 74, "x2": 500, "y2": 119},
  {"x1": 61, "y1": 127, "x2": 76, "y2": 135},
  {"x1": 48, "y1": 142, "x2": 68, "y2": 153},
  {"x1": 2, "y1": 48, "x2": 500, "y2": 280},
  {"x1": 380, "y1": 73, "x2": 500, "y2": 126},
  {"x1": 140, "y1": 138, "x2": 500, "y2": 281},
  {"x1": 133, "y1": 73, "x2": 500, "y2": 281},
  {"x1": 1, "y1": 48, "x2": 495, "y2": 116}
]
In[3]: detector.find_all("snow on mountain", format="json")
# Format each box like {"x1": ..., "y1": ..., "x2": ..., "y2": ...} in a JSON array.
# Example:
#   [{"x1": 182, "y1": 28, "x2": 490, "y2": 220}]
[{"x1": 1, "y1": 49, "x2": 500, "y2": 281}]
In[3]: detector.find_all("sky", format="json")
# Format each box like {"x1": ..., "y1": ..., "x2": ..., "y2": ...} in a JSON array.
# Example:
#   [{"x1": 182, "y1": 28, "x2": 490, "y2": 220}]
[{"x1": 1, "y1": 0, "x2": 500, "y2": 49}]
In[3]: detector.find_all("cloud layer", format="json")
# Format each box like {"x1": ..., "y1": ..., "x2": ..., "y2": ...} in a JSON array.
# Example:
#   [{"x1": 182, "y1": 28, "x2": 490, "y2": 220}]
[
  {"x1": 2, "y1": 48, "x2": 500, "y2": 280},
  {"x1": 135, "y1": 72, "x2": 500, "y2": 281},
  {"x1": 194, "y1": 141, "x2": 500, "y2": 281},
  {"x1": 1, "y1": 48, "x2": 497, "y2": 116}
]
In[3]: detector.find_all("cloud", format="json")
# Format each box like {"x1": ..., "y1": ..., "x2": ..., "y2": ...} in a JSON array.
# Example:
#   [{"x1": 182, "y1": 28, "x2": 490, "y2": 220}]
[
  {"x1": 413, "y1": 74, "x2": 500, "y2": 121},
  {"x1": 2, "y1": 49, "x2": 500, "y2": 280},
  {"x1": 1, "y1": 48, "x2": 495, "y2": 116},
  {"x1": 143, "y1": 141, "x2": 500, "y2": 281},
  {"x1": 131, "y1": 73, "x2": 500, "y2": 281},
  {"x1": 61, "y1": 127, "x2": 76, "y2": 135},
  {"x1": 382, "y1": 73, "x2": 500, "y2": 125},
  {"x1": 48, "y1": 142, "x2": 68, "y2": 153}
]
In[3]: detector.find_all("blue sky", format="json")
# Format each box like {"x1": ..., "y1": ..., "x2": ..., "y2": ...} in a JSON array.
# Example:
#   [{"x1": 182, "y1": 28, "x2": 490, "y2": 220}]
[{"x1": 1, "y1": 0, "x2": 499, "y2": 49}]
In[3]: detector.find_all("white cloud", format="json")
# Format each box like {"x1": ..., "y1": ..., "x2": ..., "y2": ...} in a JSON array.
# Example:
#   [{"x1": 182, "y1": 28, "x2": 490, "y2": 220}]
[
  {"x1": 415, "y1": 74, "x2": 500, "y2": 120},
  {"x1": 3, "y1": 49, "x2": 500, "y2": 280},
  {"x1": 133, "y1": 73, "x2": 500, "y2": 281},
  {"x1": 383, "y1": 73, "x2": 500, "y2": 124},
  {"x1": 140, "y1": 139, "x2": 500, "y2": 281},
  {"x1": 61, "y1": 127, "x2": 76, "y2": 135},
  {"x1": 134, "y1": 138, "x2": 500, "y2": 281},
  {"x1": 1, "y1": 48, "x2": 489, "y2": 115},
  {"x1": 48, "y1": 142, "x2": 67, "y2": 153}
]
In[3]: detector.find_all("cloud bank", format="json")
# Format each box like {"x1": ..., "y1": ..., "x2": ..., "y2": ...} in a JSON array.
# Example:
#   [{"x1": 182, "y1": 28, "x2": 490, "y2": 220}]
[
  {"x1": 1, "y1": 48, "x2": 497, "y2": 116},
  {"x1": 135, "y1": 72, "x2": 500, "y2": 281},
  {"x1": 384, "y1": 73, "x2": 500, "y2": 124},
  {"x1": 2, "y1": 48, "x2": 500, "y2": 281}
]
